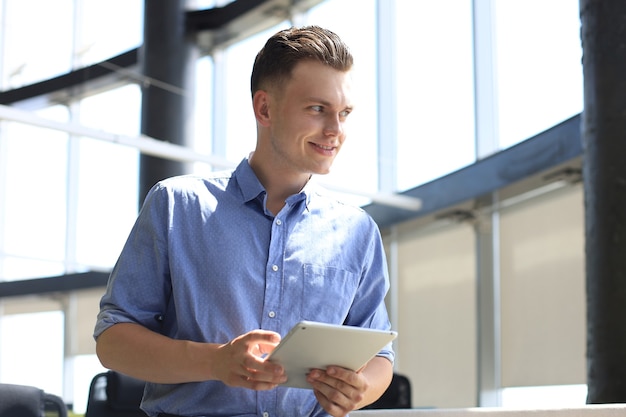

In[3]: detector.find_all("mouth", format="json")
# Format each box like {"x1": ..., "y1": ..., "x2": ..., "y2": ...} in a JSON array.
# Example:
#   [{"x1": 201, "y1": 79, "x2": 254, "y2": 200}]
[
  {"x1": 314, "y1": 143, "x2": 334, "y2": 151},
  {"x1": 310, "y1": 141, "x2": 337, "y2": 150},
  {"x1": 310, "y1": 142, "x2": 336, "y2": 156}
]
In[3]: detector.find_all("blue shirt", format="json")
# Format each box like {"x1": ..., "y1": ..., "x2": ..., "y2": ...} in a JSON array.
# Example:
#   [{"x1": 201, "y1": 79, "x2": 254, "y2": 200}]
[{"x1": 94, "y1": 158, "x2": 394, "y2": 417}]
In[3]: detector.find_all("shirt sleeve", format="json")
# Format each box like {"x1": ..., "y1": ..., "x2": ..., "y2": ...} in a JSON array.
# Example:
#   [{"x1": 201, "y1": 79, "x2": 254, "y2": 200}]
[
  {"x1": 345, "y1": 215, "x2": 395, "y2": 364},
  {"x1": 94, "y1": 182, "x2": 173, "y2": 340}
]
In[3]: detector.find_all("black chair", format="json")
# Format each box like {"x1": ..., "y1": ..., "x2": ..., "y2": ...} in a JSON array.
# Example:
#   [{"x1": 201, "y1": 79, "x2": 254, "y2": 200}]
[
  {"x1": 85, "y1": 371, "x2": 147, "y2": 417},
  {"x1": 0, "y1": 383, "x2": 67, "y2": 417},
  {"x1": 363, "y1": 373, "x2": 412, "y2": 409}
]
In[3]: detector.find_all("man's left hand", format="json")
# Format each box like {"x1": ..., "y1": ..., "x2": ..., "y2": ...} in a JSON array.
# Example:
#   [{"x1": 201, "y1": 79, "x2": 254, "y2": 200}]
[{"x1": 306, "y1": 366, "x2": 368, "y2": 417}]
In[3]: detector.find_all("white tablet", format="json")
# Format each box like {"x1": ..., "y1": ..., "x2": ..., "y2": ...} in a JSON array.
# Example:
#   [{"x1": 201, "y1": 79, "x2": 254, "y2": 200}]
[{"x1": 266, "y1": 321, "x2": 397, "y2": 389}]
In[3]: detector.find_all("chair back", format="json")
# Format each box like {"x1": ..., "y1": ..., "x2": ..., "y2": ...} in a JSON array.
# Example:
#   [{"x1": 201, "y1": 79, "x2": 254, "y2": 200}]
[
  {"x1": 363, "y1": 373, "x2": 412, "y2": 409},
  {"x1": 0, "y1": 383, "x2": 67, "y2": 417},
  {"x1": 85, "y1": 371, "x2": 147, "y2": 417}
]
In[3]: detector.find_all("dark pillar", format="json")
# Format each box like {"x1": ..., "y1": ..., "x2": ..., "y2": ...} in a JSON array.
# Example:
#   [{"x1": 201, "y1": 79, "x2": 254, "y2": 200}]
[
  {"x1": 580, "y1": 0, "x2": 626, "y2": 403},
  {"x1": 140, "y1": 0, "x2": 197, "y2": 203}
]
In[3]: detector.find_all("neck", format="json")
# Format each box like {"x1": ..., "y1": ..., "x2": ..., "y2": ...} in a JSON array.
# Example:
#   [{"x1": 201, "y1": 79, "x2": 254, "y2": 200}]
[{"x1": 248, "y1": 152, "x2": 311, "y2": 215}]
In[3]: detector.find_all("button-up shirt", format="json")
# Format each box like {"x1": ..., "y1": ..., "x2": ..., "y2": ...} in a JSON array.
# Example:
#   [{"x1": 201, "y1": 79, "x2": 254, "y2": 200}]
[{"x1": 94, "y1": 158, "x2": 394, "y2": 417}]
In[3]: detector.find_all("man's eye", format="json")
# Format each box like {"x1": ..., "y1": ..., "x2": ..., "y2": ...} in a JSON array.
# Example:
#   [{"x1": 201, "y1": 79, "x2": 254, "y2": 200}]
[
  {"x1": 340, "y1": 110, "x2": 351, "y2": 118},
  {"x1": 311, "y1": 105, "x2": 323, "y2": 112}
]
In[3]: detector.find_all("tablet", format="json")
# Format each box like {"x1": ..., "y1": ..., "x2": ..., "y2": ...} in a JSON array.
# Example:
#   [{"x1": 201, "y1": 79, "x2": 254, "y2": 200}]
[{"x1": 266, "y1": 321, "x2": 397, "y2": 389}]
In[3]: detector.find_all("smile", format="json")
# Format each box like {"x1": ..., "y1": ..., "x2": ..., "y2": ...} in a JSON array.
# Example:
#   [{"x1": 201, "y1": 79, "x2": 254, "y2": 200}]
[{"x1": 313, "y1": 143, "x2": 334, "y2": 150}]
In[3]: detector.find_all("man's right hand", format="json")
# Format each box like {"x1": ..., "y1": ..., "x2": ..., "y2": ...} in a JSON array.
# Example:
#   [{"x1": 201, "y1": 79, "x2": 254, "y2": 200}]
[{"x1": 212, "y1": 330, "x2": 287, "y2": 390}]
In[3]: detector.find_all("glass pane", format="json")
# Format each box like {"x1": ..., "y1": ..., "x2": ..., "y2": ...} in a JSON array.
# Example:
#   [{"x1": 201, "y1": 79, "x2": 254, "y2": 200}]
[
  {"x1": 192, "y1": 56, "x2": 215, "y2": 175},
  {"x1": 1, "y1": 106, "x2": 69, "y2": 279},
  {"x1": 494, "y1": 0, "x2": 582, "y2": 149},
  {"x1": 0, "y1": 311, "x2": 64, "y2": 396},
  {"x1": 75, "y1": 0, "x2": 143, "y2": 66},
  {"x1": 1, "y1": 257, "x2": 66, "y2": 281},
  {"x1": 2, "y1": 0, "x2": 73, "y2": 87},
  {"x1": 77, "y1": 85, "x2": 140, "y2": 269},
  {"x1": 79, "y1": 84, "x2": 141, "y2": 136},
  {"x1": 395, "y1": 0, "x2": 476, "y2": 191}
]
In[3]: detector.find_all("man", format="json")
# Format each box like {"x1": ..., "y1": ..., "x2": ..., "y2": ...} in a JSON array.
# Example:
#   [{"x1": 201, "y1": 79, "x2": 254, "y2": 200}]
[{"x1": 94, "y1": 25, "x2": 394, "y2": 417}]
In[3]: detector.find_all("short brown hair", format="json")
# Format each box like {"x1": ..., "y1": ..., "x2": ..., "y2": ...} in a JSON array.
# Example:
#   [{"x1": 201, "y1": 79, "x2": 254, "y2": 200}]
[{"x1": 250, "y1": 25, "x2": 353, "y2": 97}]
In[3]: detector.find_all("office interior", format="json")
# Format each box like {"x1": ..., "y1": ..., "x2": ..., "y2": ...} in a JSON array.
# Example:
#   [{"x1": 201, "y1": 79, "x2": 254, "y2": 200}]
[{"x1": 0, "y1": 0, "x2": 598, "y2": 414}]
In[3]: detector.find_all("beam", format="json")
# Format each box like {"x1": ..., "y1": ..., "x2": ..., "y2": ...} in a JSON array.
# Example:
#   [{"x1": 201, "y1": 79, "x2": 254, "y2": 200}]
[
  {"x1": 0, "y1": 49, "x2": 138, "y2": 109},
  {"x1": 0, "y1": 271, "x2": 110, "y2": 299},
  {"x1": 364, "y1": 114, "x2": 583, "y2": 229}
]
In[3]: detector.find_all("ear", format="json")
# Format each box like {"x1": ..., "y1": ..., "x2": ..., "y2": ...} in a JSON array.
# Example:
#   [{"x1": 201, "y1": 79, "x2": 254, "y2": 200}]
[{"x1": 253, "y1": 90, "x2": 271, "y2": 127}]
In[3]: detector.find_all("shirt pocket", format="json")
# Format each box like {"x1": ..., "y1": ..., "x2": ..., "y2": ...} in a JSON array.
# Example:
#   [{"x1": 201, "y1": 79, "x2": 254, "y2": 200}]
[{"x1": 301, "y1": 264, "x2": 359, "y2": 323}]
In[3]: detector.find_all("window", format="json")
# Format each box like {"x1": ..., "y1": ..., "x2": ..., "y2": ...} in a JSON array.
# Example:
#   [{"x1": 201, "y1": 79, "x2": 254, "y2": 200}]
[
  {"x1": 0, "y1": 311, "x2": 64, "y2": 395},
  {"x1": 395, "y1": 0, "x2": 476, "y2": 190},
  {"x1": 76, "y1": 85, "x2": 140, "y2": 269},
  {"x1": 2, "y1": 0, "x2": 74, "y2": 87},
  {"x1": 73, "y1": 0, "x2": 143, "y2": 67},
  {"x1": 494, "y1": 0, "x2": 582, "y2": 149},
  {"x1": 0, "y1": 106, "x2": 69, "y2": 280}
]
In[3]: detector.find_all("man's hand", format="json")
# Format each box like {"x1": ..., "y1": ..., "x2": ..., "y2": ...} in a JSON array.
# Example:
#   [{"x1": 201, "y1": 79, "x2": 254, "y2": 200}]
[
  {"x1": 306, "y1": 366, "x2": 367, "y2": 417},
  {"x1": 306, "y1": 357, "x2": 393, "y2": 417},
  {"x1": 212, "y1": 330, "x2": 287, "y2": 390}
]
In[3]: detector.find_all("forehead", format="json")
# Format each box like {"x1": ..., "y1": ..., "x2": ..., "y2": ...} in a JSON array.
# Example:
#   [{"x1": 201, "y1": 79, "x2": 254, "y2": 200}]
[{"x1": 281, "y1": 60, "x2": 353, "y2": 107}]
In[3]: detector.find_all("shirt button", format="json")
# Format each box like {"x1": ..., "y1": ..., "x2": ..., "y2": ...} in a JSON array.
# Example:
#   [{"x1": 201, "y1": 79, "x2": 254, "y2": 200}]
[
  {"x1": 263, "y1": 413, "x2": 269, "y2": 417},
  {"x1": 268, "y1": 311, "x2": 276, "y2": 318},
  {"x1": 276, "y1": 219, "x2": 282, "y2": 225},
  {"x1": 272, "y1": 265, "x2": 279, "y2": 272}
]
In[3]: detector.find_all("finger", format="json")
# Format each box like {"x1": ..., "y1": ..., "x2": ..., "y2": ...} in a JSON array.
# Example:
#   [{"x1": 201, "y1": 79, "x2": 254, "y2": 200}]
[
  {"x1": 243, "y1": 331, "x2": 282, "y2": 357},
  {"x1": 240, "y1": 344, "x2": 284, "y2": 377},
  {"x1": 242, "y1": 357, "x2": 285, "y2": 382},
  {"x1": 240, "y1": 365, "x2": 287, "y2": 389},
  {"x1": 243, "y1": 329, "x2": 282, "y2": 345},
  {"x1": 307, "y1": 368, "x2": 363, "y2": 411},
  {"x1": 239, "y1": 374, "x2": 282, "y2": 391},
  {"x1": 326, "y1": 366, "x2": 363, "y2": 388},
  {"x1": 312, "y1": 388, "x2": 351, "y2": 417},
  {"x1": 308, "y1": 367, "x2": 361, "y2": 391},
  {"x1": 222, "y1": 360, "x2": 284, "y2": 390}
]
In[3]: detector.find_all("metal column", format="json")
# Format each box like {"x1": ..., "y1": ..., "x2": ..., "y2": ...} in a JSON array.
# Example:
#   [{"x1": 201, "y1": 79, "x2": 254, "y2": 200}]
[
  {"x1": 139, "y1": 0, "x2": 198, "y2": 203},
  {"x1": 473, "y1": 0, "x2": 501, "y2": 406},
  {"x1": 580, "y1": 0, "x2": 626, "y2": 403}
]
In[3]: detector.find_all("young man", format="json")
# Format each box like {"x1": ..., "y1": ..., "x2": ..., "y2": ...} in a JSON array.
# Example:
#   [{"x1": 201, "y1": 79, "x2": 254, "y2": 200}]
[{"x1": 94, "y1": 25, "x2": 394, "y2": 417}]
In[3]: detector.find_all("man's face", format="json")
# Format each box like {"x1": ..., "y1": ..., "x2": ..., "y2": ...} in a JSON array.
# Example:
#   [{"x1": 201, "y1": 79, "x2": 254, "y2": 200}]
[{"x1": 266, "y1": 60, "x2": 354, "y2": 176}]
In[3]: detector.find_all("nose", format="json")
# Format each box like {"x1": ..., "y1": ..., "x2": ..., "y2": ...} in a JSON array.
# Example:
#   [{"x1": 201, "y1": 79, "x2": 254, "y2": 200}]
[{"x1": 323, "y1": 113, "x2": 344, "y2": 137}]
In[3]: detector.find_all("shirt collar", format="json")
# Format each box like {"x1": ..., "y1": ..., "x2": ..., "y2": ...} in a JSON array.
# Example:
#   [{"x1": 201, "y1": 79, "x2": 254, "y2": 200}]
[
  {"x1": 234, "y1": 158, "x2": 266, "y2": 203},
  {"x1": 234, "y1": 158, "x2": 314, "y2": 208}
]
